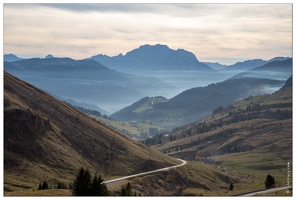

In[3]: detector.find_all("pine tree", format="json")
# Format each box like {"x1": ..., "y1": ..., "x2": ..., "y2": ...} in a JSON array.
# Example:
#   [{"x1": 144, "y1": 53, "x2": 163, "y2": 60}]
[
  {"x1": 38, "y1": 183, "x2": 42, "y2": 190},
  {"x1": 73, "y1": 167, "x2": 92, "y2": 196},
  {"x1": 120, "y1": 186, "x2": 127, "y2": 196},
  {"x1": 90, "y1": 174, "x2": 109, "y2": 196},
  {"x1": 125, "y1": 182, "x2": 132, "y2": 196},
  {"x1": 42, "y1": 181, "x2": 49, "y2": 190},
  {"x1": 121, "y1": 182, "x2": 133, "y2": 196}
]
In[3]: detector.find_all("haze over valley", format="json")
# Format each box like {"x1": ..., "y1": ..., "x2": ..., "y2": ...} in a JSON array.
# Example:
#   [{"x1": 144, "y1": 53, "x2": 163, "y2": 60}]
[
  {"x1": 4, "y1": 44, "x2": 291, "y2": 116},
  {"x1": 3, "y1": 3, "x2": 292, "y2": 197}
]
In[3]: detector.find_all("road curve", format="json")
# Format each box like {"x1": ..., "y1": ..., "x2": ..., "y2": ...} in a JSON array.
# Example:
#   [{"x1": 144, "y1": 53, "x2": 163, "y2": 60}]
[
  {"x1": 105, "y1": 158, "x2": 187, "y2": 186},
  {"x1": 238, "y1": 186, "x2": 292, "y2": 196}
]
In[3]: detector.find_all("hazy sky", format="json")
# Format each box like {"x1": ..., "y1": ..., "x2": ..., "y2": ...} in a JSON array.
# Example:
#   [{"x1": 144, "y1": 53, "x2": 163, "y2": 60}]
[{"x1": 3, "y1": 3, "x2": 293, "y2": 65}]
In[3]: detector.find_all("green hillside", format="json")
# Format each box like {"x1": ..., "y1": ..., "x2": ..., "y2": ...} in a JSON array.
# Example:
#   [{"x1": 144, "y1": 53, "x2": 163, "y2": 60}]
[{"x1": 148, "y1": 76, "x2": 292, "y2": 194}]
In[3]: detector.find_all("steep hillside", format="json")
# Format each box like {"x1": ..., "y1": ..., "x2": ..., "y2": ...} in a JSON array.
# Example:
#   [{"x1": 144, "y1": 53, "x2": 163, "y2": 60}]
[
  {"x1": 4, "y1": 72, "x2": 180, "y2": 193},
  {"x1": 148, "y1": 76, "x2": 292, "y2": 190}
]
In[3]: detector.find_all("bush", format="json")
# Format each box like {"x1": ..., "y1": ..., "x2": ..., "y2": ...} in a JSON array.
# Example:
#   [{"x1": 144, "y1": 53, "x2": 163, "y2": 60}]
[
  {"x1": 264, "y1": 174, "x2": 275, "y2": 189},
  {"x1": 229, "y1": 183, "x2": 233, "y2": 190},
  {"x1": 158, "y1": 179, "x2": 164, "y2": 186}
]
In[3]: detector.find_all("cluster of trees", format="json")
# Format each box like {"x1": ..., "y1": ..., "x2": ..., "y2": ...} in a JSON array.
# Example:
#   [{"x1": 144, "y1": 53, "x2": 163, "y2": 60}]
[
  {"x1": 38, "y1": 181, "x2": 49, "y2": 190},
  {"x1": 65, "y1": 102, "x2": 102, "y2": 117},
  {"x1": 38, "y1": 180, "x2": 68, "y2": 190},
  {"x1": 73, "y1": 167, "x2": 109, "y2": 196},
  {"x1": 212, "y1": 105, "x2": 235, "y2": 115},
  {"x1": 143, "y1": 96, "x2": 292, "y2": 148},
  {"x1": 229, "y1": 109, "x2": 292, "y2": 123},
  {"x1": 143, "y1": 132, "x2": 164, "y2": 146},
  {"x1": 245, "y1": 102, "x2": 291, "y2": 112}
]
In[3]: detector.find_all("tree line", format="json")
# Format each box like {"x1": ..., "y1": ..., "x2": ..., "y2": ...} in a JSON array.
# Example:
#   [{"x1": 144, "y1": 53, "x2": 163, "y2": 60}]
[{"x1": 143, "y1": 100, "x2": 292, "y2": 146}]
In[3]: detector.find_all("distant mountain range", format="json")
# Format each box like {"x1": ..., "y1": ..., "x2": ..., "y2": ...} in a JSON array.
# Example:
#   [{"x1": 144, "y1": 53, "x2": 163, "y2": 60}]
[
  {"x1": 4, "y1": 57, "x2": 176, "y2": 113},
  {"x1": 3, "y1": 45, "x2": 291, "y2": 115},
  {"x1": 111, "y1": 59, "x2": 292, "y2": 128},
  {"x1": 4, "y1": 53, "x2": 56, "y2": 62},
  {"x1": 90, "y1": 44, "x2": 213, "y2": 71},
  {"x1": 221, "y1": 57, "x2": 291, "y2": 78},
  {"x1": 230, "y1": 58, "x2": 292, "y2": 81},
  {"x1": 89, "y1": 44, "x2": 227, "y2": 92}
]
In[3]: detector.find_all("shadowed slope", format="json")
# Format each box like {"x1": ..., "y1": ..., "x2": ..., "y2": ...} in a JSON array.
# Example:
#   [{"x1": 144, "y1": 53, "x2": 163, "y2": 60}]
[{"x1": 4, "y1": 71, "x2": 179, "y2": 192}]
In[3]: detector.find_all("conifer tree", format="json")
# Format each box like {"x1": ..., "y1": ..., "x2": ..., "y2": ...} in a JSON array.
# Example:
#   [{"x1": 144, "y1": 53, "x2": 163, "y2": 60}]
[
  {"x1": 90, "y1": 174, "x2": 109, "y2": 196},
  {"x1": 42, "y1": 181, "x2": 49, "y2": 190},
  {"x1": 121, "y1": 182, "x2": 133, "y2": 196},
  {"x1": 120, "y1": 186, "x2": 126, "y2": 196},
  {"x1": 73, "y1": 167, "x2": 92, "y2": 196},
  {"x1": 38, "y1": 183, "x2": 42, "y2": 190}
]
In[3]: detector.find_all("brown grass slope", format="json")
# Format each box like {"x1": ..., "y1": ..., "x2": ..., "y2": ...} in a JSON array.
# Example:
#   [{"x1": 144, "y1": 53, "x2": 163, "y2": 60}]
[
  {"x1": 4, "y1": 71, "x2": 179, "y2": 193},
  {"x1": 152, "y1": 80, "x2": 292, "y2": 192}
]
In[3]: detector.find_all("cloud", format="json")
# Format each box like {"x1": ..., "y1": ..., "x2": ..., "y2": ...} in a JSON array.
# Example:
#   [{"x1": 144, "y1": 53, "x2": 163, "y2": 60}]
[{"x1": 3, "y1": 3, "x2": 292, "y2": 65}]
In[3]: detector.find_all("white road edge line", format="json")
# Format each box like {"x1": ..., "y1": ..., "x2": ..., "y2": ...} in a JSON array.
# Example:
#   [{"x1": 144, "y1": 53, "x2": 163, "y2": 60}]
[{"x1": 105, "y1": 158, "x2": 187, "y2": 184}]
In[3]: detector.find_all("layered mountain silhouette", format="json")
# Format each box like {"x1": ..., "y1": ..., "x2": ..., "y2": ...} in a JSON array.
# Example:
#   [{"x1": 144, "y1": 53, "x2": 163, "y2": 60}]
[
  {"x1": 221, "y1": 57, "x2": 291, "y2": 78},
  {"x1": 230, "y1": 58, "x2": 292, "y2": 80},
  {"x1": 90, "y1": 44, "x2": 227, "y2": 92},
  {"x1": 4, "y1": 57, "x2": 176, "y2": 113},
  {"x1": 4, "y1": 71, "x2": 179, "y2": 190},
  {"x1": 111, "y1": 59, "x2": 291, "y2": 128}
]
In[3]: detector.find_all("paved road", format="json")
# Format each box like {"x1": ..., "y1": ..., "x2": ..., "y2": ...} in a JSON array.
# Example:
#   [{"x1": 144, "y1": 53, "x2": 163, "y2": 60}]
[
  {"x1": 238, "y1": 186, "x2": 292, "y2": 196},
  {"x1": 105, "y1": 158, "x2": 187, "y2": 186}
]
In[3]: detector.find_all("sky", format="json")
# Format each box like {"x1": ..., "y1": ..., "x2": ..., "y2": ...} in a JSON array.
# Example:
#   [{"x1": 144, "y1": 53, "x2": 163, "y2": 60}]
[{"x1": 3, "y1": 2, "x2": 293, "y2": 65}]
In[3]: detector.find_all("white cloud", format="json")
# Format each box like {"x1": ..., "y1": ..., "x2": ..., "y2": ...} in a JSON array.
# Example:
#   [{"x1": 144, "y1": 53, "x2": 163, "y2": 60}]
[{"x1": 3, "y1": 3, "x2": 292, "y2": 64}]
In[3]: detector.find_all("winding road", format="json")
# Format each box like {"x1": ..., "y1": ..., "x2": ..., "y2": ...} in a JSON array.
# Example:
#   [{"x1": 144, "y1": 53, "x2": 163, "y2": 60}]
[
  {"x1": 104, "y1": 158, "x2": 291, "y2": 197},
  {"x1": 105, "y1": 158, "x2": 187, "y2": 186}
]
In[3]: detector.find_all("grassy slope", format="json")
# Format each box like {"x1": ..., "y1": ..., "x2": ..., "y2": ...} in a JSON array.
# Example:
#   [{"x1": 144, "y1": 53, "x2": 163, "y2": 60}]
[
  {"x1": 107, "y1": 161, "x2": 237, "y2": 196},
  {"x1": 151, "y1": 87, "x2": 292, "y2": 195},
  {"x1": 4, "y1": 71, "x2": 180, "y2": 195}
]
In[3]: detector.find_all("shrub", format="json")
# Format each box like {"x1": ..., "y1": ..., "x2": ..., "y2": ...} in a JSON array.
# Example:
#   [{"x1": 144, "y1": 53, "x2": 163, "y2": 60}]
[
  {"x1": 158, "y1": 179, "x2": 164, "y2": 186},
  {"x1": 264, "y1": 174, "x2": 275, "y2": 189},
  {"x1": 229, "y1": 183, "x2": 234, "y2": 190}
]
